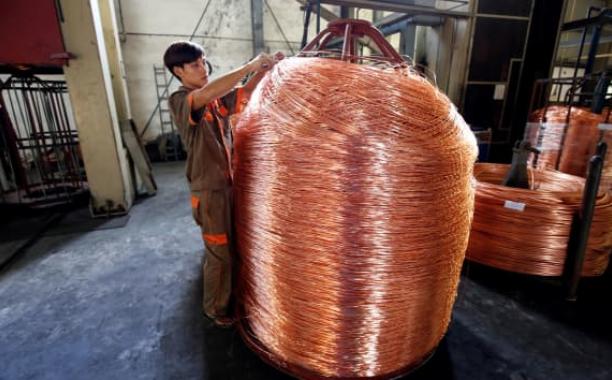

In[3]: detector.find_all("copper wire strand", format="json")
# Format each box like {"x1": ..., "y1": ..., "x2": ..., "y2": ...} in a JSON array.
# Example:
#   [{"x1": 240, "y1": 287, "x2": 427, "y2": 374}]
[
  {"x1": 526, "y1": 106, "x2": 602, "y2": 177},
  {"x1": 467, "y1": 163, "x2": 612, "y2": 277},
  {"x1": 601, "y1": 131, "x2": 612, "y2": 192},
  {"x1": 232, "y1": 57, "x2": 478, "y2": 379},
  {"x1": 600, "y1": 111, "x2": 612, "y2": 192}
]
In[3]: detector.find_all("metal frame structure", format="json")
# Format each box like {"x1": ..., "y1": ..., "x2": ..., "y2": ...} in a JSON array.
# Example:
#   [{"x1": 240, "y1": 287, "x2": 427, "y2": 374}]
[
  {"x1": 529, "y1": 6, "x2": 612, "y2": 171},
  {"x1": 300, "y1": 0, "x2": 535, "y2": 147},
  {"x1": 561, "y1": 8, "x2": 612, "y2": 77},
  {"x1": 308, "y1": 0, "x2": 470, "y2": 20},
  {"x1": 299, "y1": 18, "x2": 406, "y2": 64},
  {"x1": 513, "y1": 7, "x2": 612, "y2": 298},
  {"x1": 300, "y1": 0, "x2": 467, "y2": 98},
  {"x1": 0, "y1": 75, "x2": 87, "y2": 208},
  {"x1": 461, "y1": 0, "x2": 534, "y2": 145},
  {"x1": 566, "y1": 141, "x2": 607, "y2": 300},
  {"x1": 526, "y1": 73, "x2": 611, "y2": 300},
  {"x1": 551, "y1": 7, "x2": 612, "y2": 112}
]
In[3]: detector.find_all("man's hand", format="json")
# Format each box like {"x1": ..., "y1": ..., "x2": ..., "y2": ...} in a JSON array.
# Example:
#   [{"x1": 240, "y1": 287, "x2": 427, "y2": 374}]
[
  {"x1": 248, "y1": 51, "x2": 286, "y2": 72},
  {"x1": 234, "y1": 51, "x2": 287, "y2": 109},
  {"x1": 248, "y1": 53, "x2": 275, "y2": 72},
  {"x1": 273, "y1": 51, "x2": 285, "y2": 62},
  {"x1": 189, "y1": 52, "x2": 286, "y2": 110}
]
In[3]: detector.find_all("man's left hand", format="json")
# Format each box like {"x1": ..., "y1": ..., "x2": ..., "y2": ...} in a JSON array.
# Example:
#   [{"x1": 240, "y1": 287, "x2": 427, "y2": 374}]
[{"x1": 273, "y1": 52, "x2": 285, "y2": 62}]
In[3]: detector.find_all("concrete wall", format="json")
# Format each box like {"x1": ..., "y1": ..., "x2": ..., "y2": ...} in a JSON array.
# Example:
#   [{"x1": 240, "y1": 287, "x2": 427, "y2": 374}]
[
  {"x1": 445, "y1": 18, "x2": 470, "y2": 105},
  {"x1": 117, "y1": 0, "x2": 333, "y2": 141},
  {"x1": 115, "y1": 0, "x2": 474, "y2": 140},
  {"x1": 407, "y1": 18, "x2": 469, "y2": 104}
]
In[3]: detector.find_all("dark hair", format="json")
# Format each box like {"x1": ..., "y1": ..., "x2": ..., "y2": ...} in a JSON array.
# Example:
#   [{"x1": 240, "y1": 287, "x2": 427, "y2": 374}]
[{"x1": 163, "y1": 41, "x2": 205, "y2": 80}]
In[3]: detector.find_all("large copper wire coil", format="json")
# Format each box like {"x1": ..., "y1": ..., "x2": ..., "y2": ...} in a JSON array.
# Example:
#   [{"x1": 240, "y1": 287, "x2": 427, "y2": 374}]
[
  {"x1": 526, "y1": 106, "x2": 601, "y2": 177},
  {"x1": 232, "y1": 57, "x2": 478, "y2": 379},
  {"x1": 467, "y1": 163, "x2": 612, "y2": 277}
]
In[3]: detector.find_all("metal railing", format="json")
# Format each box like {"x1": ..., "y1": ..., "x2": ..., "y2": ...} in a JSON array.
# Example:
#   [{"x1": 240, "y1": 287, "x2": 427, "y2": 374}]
[{"x1": 0, "y1": 75, "x2": 87, "y2": 208}]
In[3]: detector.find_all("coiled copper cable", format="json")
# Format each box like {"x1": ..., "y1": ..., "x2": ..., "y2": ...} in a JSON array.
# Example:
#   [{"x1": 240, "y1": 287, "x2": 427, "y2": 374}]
[
  {"x1": 563, "y1": 190, "x2": 612, "y2": 275},
  {"x1": 599, "y1": 110, "x2": 612, "y2": 192},
  {"x1": 467, "y1": 163, "x2": 612, "y2": 277},
  {"x1": 601, "y1": 130, "x2": 612, "y2": 192},
  {"x1": 233, "y1": 57, "x2": 478, "y2": 379},
  {"x1": 526, "y1": 106, "x2": 601, "y2": 176}
]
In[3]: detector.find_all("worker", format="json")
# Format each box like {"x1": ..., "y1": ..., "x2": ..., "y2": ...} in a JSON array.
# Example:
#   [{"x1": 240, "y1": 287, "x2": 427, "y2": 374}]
[{"x1": 164, "y1": 41, "x2": 282, "y2": 327}]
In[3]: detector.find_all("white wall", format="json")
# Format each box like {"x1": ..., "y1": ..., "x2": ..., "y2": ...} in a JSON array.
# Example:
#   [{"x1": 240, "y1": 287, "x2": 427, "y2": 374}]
[
  {"x1": 563, "y1": 0, "x2": 610, "y2": 21},
  {"x1": 117, "y1": 0, "x2": 331, "y2": 141}
]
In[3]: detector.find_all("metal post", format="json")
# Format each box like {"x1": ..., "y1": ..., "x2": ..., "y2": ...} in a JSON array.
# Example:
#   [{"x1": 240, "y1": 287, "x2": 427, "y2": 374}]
[
  {"x1": 301, "y1": 2, "x2": 312, "y2": 49},
  {"x1": 597, "y1": 140, "x2": 608, "y2": 157},
  {"x1": 585, "y1": 24, "x2": 602, "y2": 75},
  {"x1": 340, "y1": 5, "x2": 349, "y2": 19},
  {"x1": 251, "y1": 0, "x2": 265, "y2": 56},
  {"x1": 341, "y1": 22, "x2": 352, "y2": 61},
  {"x1": 565, "y1": 142, "x2": 607, "y2": 301},
  {"x1": 570, "y1": 7, "x2": 600, "y2": 94},
  {"x1": 399, "y1": 24, "x2": 416, "y2": 58},
  {"x1": 316, "y1": 0, "x2": 321, "y2": 34}
]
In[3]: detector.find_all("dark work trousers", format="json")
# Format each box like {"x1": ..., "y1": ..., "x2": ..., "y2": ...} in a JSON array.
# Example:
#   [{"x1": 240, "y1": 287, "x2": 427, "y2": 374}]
[{"x1": 191, "y1": 187, "x2": 233, "y2": 318}]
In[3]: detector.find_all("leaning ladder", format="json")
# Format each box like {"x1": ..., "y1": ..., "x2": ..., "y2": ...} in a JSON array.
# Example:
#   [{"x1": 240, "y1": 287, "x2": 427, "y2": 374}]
[{"x1": 153, "y1": 65, "x2": 180, "y2": 161}]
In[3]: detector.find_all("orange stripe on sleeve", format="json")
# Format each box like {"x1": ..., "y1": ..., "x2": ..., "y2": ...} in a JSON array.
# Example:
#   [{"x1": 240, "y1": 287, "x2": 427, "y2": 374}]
[
  {"x1": 203, "y1": 233, "x2": 228, "y2": 245},
  {"x1": 191, "y1": 195, "x2": 199, "y2": 209}
]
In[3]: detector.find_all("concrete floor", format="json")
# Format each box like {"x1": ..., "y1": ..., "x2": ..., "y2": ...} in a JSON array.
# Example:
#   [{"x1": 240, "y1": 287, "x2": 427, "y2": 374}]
[{"x1": 1, "y1": 161, "x2": 611, "y2": 380}]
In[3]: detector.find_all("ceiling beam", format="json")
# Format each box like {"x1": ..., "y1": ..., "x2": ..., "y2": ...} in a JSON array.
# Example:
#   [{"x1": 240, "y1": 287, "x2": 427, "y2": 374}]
[
  {"x1": 295, "y1": 0, "x2": 338, "y2": 21},
  {"x1": 313, "y1": 0, "x2": 468, "y2": 18}
]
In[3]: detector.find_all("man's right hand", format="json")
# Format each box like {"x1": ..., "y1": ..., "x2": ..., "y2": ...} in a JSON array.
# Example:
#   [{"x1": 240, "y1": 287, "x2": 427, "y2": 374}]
[{"x1": 248, "y1": 53, "x2": 276, "y2": 72}]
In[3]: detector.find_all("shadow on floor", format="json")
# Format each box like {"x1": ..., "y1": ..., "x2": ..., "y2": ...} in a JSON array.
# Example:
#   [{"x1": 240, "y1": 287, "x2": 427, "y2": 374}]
[
  {"x1": 198, "y1": 326, "x2": 457, "y2": 380},
  {"x1": 463, "y1": 261, "x2": 612, "y2": 343}
]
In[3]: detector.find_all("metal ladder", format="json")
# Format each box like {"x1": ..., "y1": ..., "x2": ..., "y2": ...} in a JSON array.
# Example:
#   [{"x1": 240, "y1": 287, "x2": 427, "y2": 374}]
[{"x1": 153, "y1": 65, "x2": 181, "y2": 161}]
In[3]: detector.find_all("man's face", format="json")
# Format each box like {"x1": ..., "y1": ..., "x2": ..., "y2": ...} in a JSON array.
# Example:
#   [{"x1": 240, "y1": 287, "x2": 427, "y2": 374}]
[{"x1": 174, "y1": 56, "x2": 208, "y2": 88}]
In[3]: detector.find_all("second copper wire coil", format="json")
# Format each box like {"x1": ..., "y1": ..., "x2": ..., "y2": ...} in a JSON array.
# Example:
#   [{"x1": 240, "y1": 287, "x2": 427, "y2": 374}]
[
  {"x1": 526, "y1": 106, "x2": 602, "y2": 177},
  {"x1": 467, "y1": 163, "x2": 612, "y2": 277}
]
